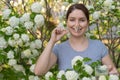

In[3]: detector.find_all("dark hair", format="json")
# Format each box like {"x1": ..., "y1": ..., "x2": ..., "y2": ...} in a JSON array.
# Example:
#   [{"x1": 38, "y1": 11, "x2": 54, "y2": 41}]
[{"x1": 66, "y1": 3, "x2": 89, "y2": 21}]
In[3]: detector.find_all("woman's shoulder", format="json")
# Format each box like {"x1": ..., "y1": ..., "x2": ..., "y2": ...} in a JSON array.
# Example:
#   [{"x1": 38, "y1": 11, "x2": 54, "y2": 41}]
[
  {"x1": 89, "y1": 39, "x2": 106, "y2": 47},
  {"x1": 54, "y1": 40, "x2": 69, "y2": 47},
  {"x1": 89, "y1": 39, "x2": 102, "y2": 43}
]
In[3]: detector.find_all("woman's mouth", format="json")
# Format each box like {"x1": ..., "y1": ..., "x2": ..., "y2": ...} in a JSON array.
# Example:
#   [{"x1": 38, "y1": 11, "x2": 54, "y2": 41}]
[{"x1": 73, "y1": 27, "x2": 82, "y2": 33}]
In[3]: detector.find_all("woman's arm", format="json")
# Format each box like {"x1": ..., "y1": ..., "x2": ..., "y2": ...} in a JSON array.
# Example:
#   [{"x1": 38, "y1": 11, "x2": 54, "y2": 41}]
[
  {"x1": 34, "y1": 40, "x2": 57, "y2": 76},
  {"x1": 34, "y1": 27, "x2": 68, "y2": 76},
  {"x1": 102, "y1": 54, "x2": 119, "y2": 75}
]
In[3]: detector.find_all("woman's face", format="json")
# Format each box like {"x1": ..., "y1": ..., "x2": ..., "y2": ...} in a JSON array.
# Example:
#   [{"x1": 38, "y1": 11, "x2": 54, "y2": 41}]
[{"x1": 67, "y1": 9, "x2": 89, "y2": 37}]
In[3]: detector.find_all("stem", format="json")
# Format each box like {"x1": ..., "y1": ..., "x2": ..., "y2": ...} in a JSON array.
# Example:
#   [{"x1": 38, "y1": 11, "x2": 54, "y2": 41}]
[
  {"x1": 22, "y1": 0, "x2": 26, "y2": 12},
  {"x1": 96, "y1": 20, "x2": 102, "y2": 40},
  {"x1": 28, "y1": 29, "x2": 37, "y2": 39},
  {"x1": 116, "y1": 54, "x2": 120, "y2": 68}
]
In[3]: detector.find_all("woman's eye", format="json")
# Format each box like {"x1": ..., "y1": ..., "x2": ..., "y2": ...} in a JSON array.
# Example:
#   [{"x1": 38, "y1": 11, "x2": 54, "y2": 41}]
[
  {"x1": 69, "y1": 19, "x2": 75, "y2": 21},
  {"x1": 80, "y1": 19, "x2": 85, "y2": 22}
]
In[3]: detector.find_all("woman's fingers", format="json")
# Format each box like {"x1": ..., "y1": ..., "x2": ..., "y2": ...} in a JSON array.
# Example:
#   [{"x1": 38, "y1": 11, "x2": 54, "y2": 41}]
[{"x1": 55, "y1": 27, "x2": 66, "y2": 35}]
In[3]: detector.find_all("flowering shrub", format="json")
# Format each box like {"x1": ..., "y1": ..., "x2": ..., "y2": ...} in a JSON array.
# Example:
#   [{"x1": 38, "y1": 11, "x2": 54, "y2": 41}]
[
  {"x1": 44, "y1": 56, "x2": 119, "y2": 80},
  {"x1": 0, "y1": 0, "x2": 120, "y2": 80},
  {"x1": 0, "y1": 1, "x2": 44, "y2": 80}
]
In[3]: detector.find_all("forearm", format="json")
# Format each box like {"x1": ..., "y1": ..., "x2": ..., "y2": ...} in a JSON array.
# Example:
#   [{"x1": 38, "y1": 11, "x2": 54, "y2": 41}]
[
  {"x1": 34, "y1": 40, "x2": 55, "y2": 75},
  {"x1": 102, "y1": 54, "x2": 119, "y2": 75}
]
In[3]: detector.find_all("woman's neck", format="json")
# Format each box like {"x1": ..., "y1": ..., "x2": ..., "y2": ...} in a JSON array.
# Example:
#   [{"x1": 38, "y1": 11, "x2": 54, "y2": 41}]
[
  {"x1": 69, "y1": 36, "x2": 87, "y2": 45},
  {"x1": 68, "y1": 36, "x2": 88, "y2": 52}
]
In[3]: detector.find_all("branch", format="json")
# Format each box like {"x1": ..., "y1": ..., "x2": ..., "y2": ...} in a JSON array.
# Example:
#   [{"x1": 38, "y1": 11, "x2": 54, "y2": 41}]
[
  {"x1": 116, "y1": 53, "x2": 120, "y2": 68},
  {"x1": 28, "y1": 29, "x2": 37, "y2": 39},
  {"x1": 2, "y1": 0, "x2": 13, "y2": 9},
  {"x1": 22, "y1": 0, "x2": 26, "y2": 12}
]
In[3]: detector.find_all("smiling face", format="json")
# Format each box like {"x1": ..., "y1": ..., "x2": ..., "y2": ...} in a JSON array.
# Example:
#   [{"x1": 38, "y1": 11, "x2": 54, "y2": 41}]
[{"x1": 67, "y1": 9, "x2": 89, "y2": 37}]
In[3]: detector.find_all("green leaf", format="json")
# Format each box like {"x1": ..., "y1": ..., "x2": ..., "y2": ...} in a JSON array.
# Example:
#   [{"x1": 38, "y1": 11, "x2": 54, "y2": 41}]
[
  {"x1": 0, "y1": 53, "x2": 7, "y2": 64},
  {"x1": 30, "y1": 13, "x2": 37, "y2": 20},
  {"x1": 83, "y1": 57, "x2": 91, "y2": 62},
  {"x1": 61, "y1": 75, "x2": 66, "y2": 80},
  {"x1": 0, "y1": 68, "x2": 25, "y2": 80}
]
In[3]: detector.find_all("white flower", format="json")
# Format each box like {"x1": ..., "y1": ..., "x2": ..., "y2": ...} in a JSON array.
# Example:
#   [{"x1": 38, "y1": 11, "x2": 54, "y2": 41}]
[
  {"x1": 104, "y1": 0, "x2": 113, "y2": 7},
  {"x1": 92, "y1": 11, "x2": 100, "y2": 20},
  {"x1": 34, "y1": 76, "x2": 40, "y2": 80},
  {"x1": 91, "y1": 76, "x2": 96, "y2": 80},
  {"x1": 20, "y1": 13, "x2": 30, "y2": 22},
  {"x1": 1, "y1": 28, "x2": 6, "y2": 32},
  {"x1": 45, "y1": 71, "x2": 53, "y2": 80},
  {"x1": 13, "y1": 64, "x2": 24, "y2": 72},
  {"x1": 82, "y1": 77, "x2": 91, "y2": 80},
  {"x1": 65, "y1": 70, "x2": 79, "y2": 80},
  {"x1": 98, "y1": 75, "x2": 106, "y2": 80},
  {"x1": 95, "y1": 65, "x2": 108, "y2": 76},
  {"x1": 28, "y1": 59, "x2": 33, "y2": 64},
  {"x1": 109, "y1": 74, "x2": 119, "y2": 80},
  {"x1": 85, "y1": 32, "x2": 94, "y2": 38},
  {"x1": 31, "y1": 2, "x2": 42, "y2": 13},
  {"x1": 84, "y1": 64, "x2": 93, "y2": 75},
  {"x1": 7, "y1": 50, "x2": 14, "y2": 59},
  {"x1": 21, "y1": 34, "x2": 30, "y2": 42},
  {"x1": 62, "y1": 2, "x2": 69, "y2": 7},
  {"x1": 72, "y1": 0, "x2": 80, "y2": 3},
  {"x1": 86, "y1": 5, "x2": 94, "y2": 10},
  {"x1": 111, "y1": 26, "x2": 117, "y2": 32},
  {"x1": 71, "y1": 56, "x2": 83, "y2": 68},
  {"x1": 5, "y1": 26, "x2": 14, "y2": 35},
  {"x1": 24, "y1": 42, "x2": 30, "y2": 47},
  {"x1": 67, "y1": 31, "x2": 71, "y2": 38},
  {"x1": 24, "y1": 21, "x2": 34, "y2": 29},
  {"x1": 110, "y1": 5, "x2": 115, "y2": 9},
  {"x1": 30, "y1": 42, "x2": 36, "y2": 49},
  {"x1": 8, "y1": 38, "x2": 16, "y2": 47},
  {"x1": 29, "y1": 75, "x2": 40, "y2": 80},
  {"x1": 117, "y1": 25, "x2": 120, "y2": 29},
  {"x1": 9, "y1": 16, "x2": 19, "y2": 27},
  {"x1": 57, "y1": 23, "x2": 65, "y2": 30},
  {"x1": 32, "y1": 25, "x2": 38, "y2": 32},
  {"x1": 30, "y1": 64, "x2": 35, "y2": 73},
  {"x1": 13, "y1": 33, "x2": 20, "y2": 40},
  {"x1": 34, "y1": 39, "x2": 42, "y2": 49},
  {"x1": 30, "y1": 39, "x2": 42, "y2": 49},
  {"x1": 29, "y1": 75, "x2": 35, "y2": 80},
  {"x1": 0, "y1": 37, "x2": 7, "y2": 49},
  {"x1": 34, "y1": 14, "x2": 44, "y2": 27},
  {"x1": 32, "y1": 49, "x2": 39, "y2": 57},
  {"x1": 57, "y1": 70, "x2": 65, "y2": 79},
  {"x1": 40, "y1": 0, "x2": 45, "y2": 7},
  {"x1": 2, "y1": 9, "x2": 11, "y2": 19},
  {"x1": 89, "y1": 24, "x2": 97, "y2": 31},
  {"x1": 58, "y1": 10, "x2": 66, "y2": 21},
  {"x1": 99, "y1": 65, "x2": 108, "y2": 71},
  {"x1": 16, "y1": 38, "x2": 23, "y2": 46},
  {"x1": 8, "y1": 59, "x2": 17, "y2": 66},
  {"x1": 21, "y1": 49, "x2": 31, "y2": 58}
]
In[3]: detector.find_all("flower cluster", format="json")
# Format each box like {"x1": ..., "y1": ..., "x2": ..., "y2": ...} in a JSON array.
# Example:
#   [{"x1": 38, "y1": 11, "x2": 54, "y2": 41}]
[
  {"x1": 0, "y1": 1, "x2": 44, "y2": 80},
  {"x1": 44, "y1": 56, "x2": 119, "y2": 80},
  {"x1": 0, "y1": 0, "x2": 120, "y2": 79}
]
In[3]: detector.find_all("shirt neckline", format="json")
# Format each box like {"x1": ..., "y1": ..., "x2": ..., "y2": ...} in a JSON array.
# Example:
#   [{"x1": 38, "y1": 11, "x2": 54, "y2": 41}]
[{"x1": 67, "y1": 39, "x2": 90, "y2": 53}]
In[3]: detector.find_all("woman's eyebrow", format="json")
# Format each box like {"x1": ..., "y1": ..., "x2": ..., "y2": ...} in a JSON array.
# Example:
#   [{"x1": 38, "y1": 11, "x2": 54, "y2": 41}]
[{"x1": 69, "y1": 17, "x2": 86, "y2": 19}]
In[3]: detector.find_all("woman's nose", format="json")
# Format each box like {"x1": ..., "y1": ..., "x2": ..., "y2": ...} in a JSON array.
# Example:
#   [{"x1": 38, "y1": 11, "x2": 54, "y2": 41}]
[{"x1": 75, "y1": 20, "x2": 80, "y2": 27}]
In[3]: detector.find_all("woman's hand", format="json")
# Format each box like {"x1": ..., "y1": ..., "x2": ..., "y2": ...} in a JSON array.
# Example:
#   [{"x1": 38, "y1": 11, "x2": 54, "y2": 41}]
[
  {"x1": 108, "y1": 65, "x2": 119, "y2": 76},
  {"x1": 50, "y1": 27, "x2": 68, "y2": 43},
  {"x1": 102, "y1": 54, "x2": 119, "y2": 76}
]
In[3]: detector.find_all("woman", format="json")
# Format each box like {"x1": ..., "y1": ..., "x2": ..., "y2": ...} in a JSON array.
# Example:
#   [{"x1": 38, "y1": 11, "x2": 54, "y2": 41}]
[{"x1": 34, "y1": 3, "x2": 118, "y2": 75}]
